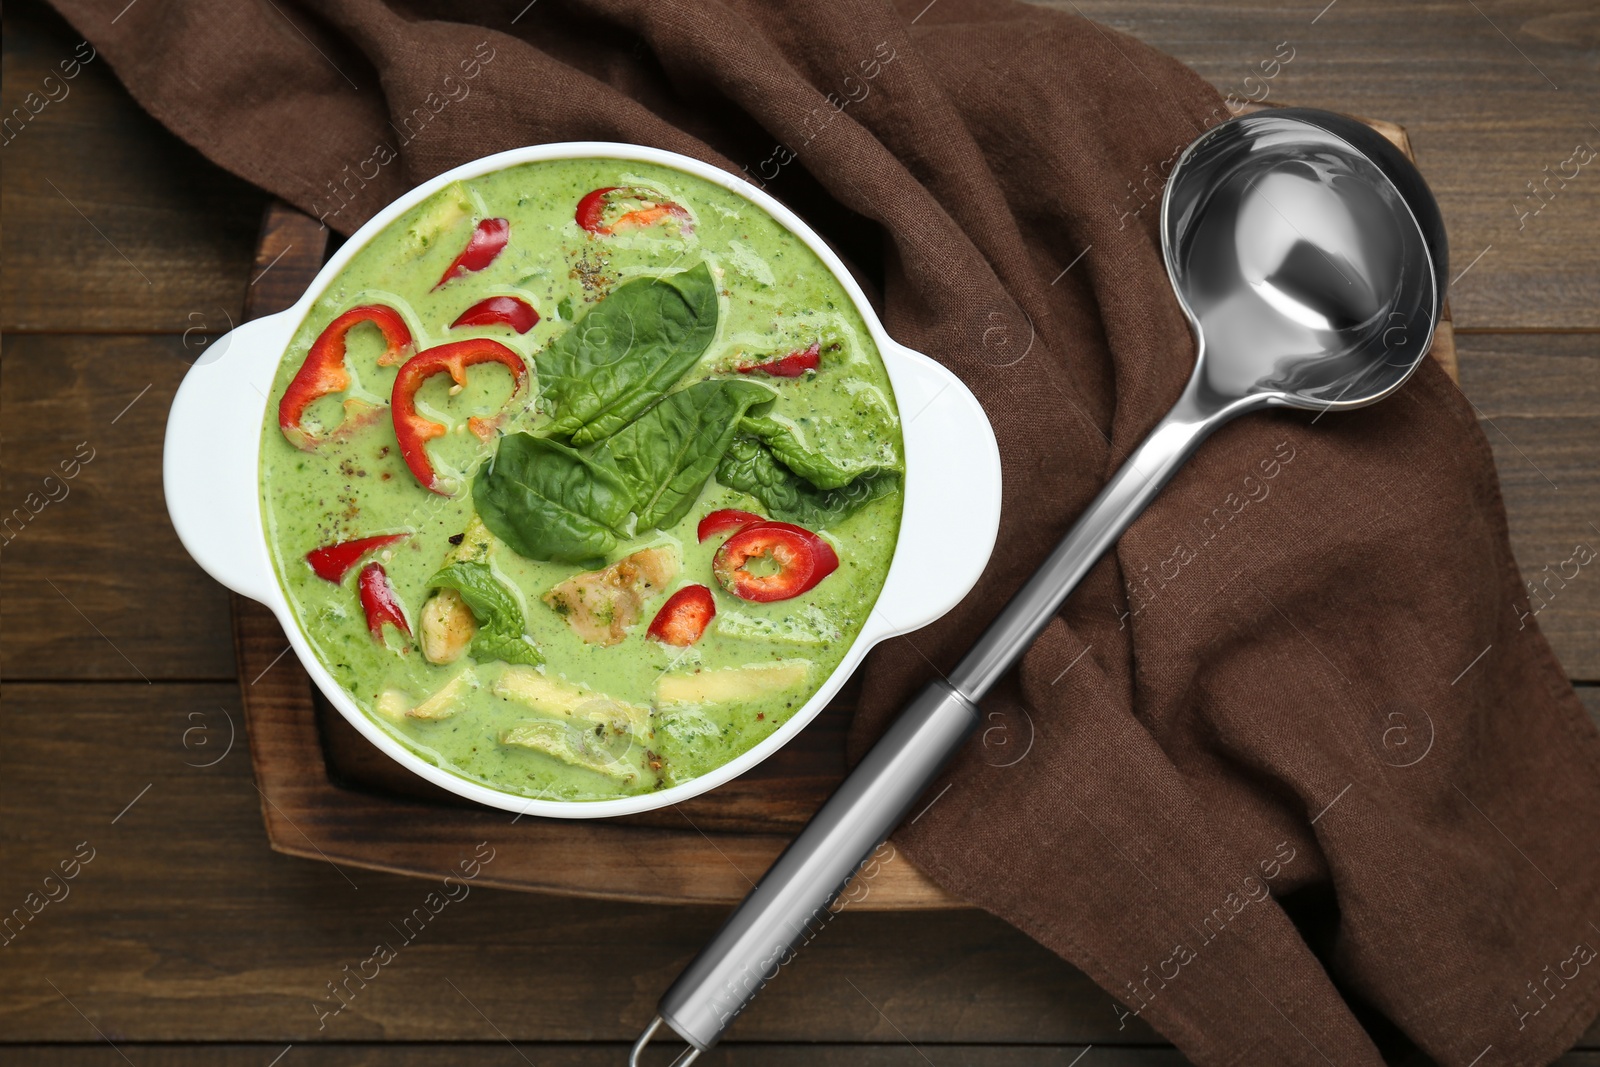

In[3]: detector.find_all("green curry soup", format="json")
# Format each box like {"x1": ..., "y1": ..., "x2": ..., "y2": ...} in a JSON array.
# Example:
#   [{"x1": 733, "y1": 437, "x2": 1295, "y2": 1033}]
[{"x1": 258, "y1": 158, "x2": 905, "y2": 802}]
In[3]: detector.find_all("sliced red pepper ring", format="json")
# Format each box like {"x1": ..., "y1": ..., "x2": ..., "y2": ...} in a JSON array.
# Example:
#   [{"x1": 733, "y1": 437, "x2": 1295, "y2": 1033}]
[
  {"x1": 696, "y1": 508, "x2": 765, "y2": 543},
  {"x1": 306, "y1": 532, "x2": 409, "y2": 583},
  {"x1": 712, "y1": 521, "x2": 838, "y2": 603},
  {"x1": 754, "y1": 520, "x2": 839, "y2": 593},
  {"x1": 575, "y1": 186, "x2": 691, "y2": 236},
  {"x1": 358, "y1": 562, "x2": 411, "y2": 643},
  {"x1": 647, "y1": 584, "x2": 717, "y2": 646},
  {"x1": 278, "y1": 304, "x2": 413, "y2": 451},
  {"x1": 433, "y1": 217, "x2": 510, "y2": 290},
  {"x1": 736, "y1": 341, "x2": 821, "y2": 378},
  {"x1": 391, "y1": 338, "x2": 528, "y2": 495},
  {"x1": 450, "y1": 295, "x2": 540, "y2": 334}
]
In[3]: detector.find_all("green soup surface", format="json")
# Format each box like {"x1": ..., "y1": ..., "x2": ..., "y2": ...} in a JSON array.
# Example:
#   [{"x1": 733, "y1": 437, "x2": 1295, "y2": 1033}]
[{"x1": 259, "y1": 158, "x2": 905, "y2": 803}]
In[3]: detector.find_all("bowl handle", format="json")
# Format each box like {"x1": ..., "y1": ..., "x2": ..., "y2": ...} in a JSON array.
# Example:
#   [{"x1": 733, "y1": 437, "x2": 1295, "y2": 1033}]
[
  {"x1": 870, "y1": 342, "x2": 1003, "y2": 640},
  {"x1": 163, "y1": 311, "x2": 294, "y2": 606}
]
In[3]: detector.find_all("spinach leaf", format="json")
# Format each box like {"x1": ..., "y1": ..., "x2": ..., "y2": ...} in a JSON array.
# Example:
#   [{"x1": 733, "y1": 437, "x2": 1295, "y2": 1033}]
[
  {"x1": 738, "y1": 414, "x2": 901, "y2": 491},
  {"x1": 428, "y1": 560, "x2": 542, "y2": 666},
  {"x1": 715, "y1": 437, "x2": 899, "y2": 528},
  {"x1": 473, "y1": 433, "x2": 631, "y2": 564},
  {"x1": 539, "y1": 262, "x2": 719, "y2": 445},
  {"x1": 595, "y1": 379, "x2": 775, "y2": 530}
]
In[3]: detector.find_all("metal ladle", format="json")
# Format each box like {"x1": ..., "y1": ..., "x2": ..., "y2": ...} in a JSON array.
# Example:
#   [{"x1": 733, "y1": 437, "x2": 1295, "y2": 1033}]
[{"x1": 631, "y1": 107, "x2": 1448, "y2": 1064}]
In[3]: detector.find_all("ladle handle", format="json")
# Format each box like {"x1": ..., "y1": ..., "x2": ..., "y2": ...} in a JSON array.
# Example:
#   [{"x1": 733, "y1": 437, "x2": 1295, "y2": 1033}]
[
  {"x1": 950, "y1": 378, "x2": 1225, "y2": 700},
  {"x1": 644, "y1": 378, "x2": 1230, "y2": 1058},
  {"x1": 649, "y1": 678, "x2": 979, "y2": 1056}
]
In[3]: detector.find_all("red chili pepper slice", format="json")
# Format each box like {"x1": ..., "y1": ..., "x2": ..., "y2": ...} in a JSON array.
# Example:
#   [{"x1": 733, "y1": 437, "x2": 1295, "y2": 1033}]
[
  {"x1": 391, "y1": 339, "x2": 528, "y2": 494},
  {"x1": 574, "y1": 187, "x2": 614, "y2": 233},
  {"x1": 753, "y1": 520, "x2": 838, "y2": 593},
  {"x1": 433, "y1": 217, "x2": 509, "y2": 290},
  {"x1": 712, "y1": 521, "x2": 838, "y2": 602},
  {"x1": 358, "y1": 562, "x2": 411, "y2": 642},
  {"x1": 575, "y1": 186, "x2": 690, "y2": 236},
  {"x1": 305, "y1": 533, "x2": 409, "y2": 583},
  {"x1": 696, "y1": 509, "x2": 765, "y2": 543},
  {"x1": 450, "y1": 295, "x2": 540, "y2": 334},
  {"x1": 736, "y1": 342, "x2": 821, "y2": 378},
  {"x1": 647, "y1": 584, "x2": 717, "y2": 646},
  {"x1": 278, "y1": 304, "x2": 413, "y2": 451}
]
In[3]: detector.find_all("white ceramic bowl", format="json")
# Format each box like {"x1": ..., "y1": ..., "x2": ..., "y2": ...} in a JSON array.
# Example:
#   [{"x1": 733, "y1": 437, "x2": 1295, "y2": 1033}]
[{"x1": 164, "y1": 142, "x2": 1001, "y2": 819}]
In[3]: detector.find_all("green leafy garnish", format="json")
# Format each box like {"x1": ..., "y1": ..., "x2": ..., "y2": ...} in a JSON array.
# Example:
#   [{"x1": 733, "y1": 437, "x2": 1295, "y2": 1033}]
[
  {"x1": 539, "y1": 262, "x2": 718, "y2": 445},
  {"x1": 593, "y1": 379, "x2": 775, "y2": 529},
  {"x1": 475, "y1": 382, "x2": 776, "y2": 562},
  {"x1": 474, "y1": 260, "x2": 895, "y2": 559},
  {"x1": 715, "y1": 437, "x2": 898, "y2": 528},
  {"x1": 473, "y1": 434, "x2": 633, "y2": 564},
  {"x1": 737, "y1": 414, "x2": 899, "y2": 490},
  {"x1": 427, "y1": 560, "x2": 542, "y2": 666}
]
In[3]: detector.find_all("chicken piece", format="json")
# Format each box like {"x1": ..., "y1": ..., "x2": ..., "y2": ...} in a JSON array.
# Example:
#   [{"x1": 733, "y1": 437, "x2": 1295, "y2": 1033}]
[
  {"x1": 542, "y1": 545, "x2": 680, "y2": 647},
  {"x1": 418, "y1": 516, "x2": 500, "y2": 666},
  {"x1": 419, "y1": 587, "x2": 477, "y2": 665}
]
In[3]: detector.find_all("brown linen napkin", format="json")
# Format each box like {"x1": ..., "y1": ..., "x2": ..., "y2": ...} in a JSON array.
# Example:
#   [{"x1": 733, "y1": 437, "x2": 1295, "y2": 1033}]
[{"x1": 52, "y1": 0, "x2": 1600, "y2": 1061}]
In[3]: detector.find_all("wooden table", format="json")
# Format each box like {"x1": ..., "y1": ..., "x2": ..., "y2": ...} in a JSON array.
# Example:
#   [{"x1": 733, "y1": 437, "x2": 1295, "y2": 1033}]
[{"x1": 2, "y1": 0, "x2": 1596, "y2": 1063}]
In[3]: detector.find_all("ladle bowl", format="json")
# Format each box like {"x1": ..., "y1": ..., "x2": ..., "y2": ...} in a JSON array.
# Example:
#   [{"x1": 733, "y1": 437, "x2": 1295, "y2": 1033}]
[{"x1": 1164, "y1": 107, "x2": 1448, "y2": 413}]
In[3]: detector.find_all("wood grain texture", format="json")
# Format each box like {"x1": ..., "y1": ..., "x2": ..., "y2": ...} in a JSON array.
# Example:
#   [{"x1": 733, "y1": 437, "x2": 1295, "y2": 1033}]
[
  {"x1": 0, "y1": 683, "x2": 1139, "y2": 1044},
  {"x1": 0, "y1": 333, "x2": 236, "y2": 680},
  {"x1": 0, "y1": 1046, "x2": 1210, "y2": 1066},
  {"x1": 1457, "y1": 332, "x2": 1600, "y2": 680},
  {"x1": 1043, "y1": 0, "x2": 1600, "y2": 330},
  {"x1": 241, "y1": 202, "x2": 330, "y2": 321},
  {"x1": 0, "y1": 1, "x2": 268, "y2": 333}
]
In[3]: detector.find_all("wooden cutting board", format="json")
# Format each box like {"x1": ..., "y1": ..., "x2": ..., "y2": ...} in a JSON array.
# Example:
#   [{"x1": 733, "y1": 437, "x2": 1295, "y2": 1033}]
[{"x1": 233, "y1": 113, "x2": 1456, "y2": 910}]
